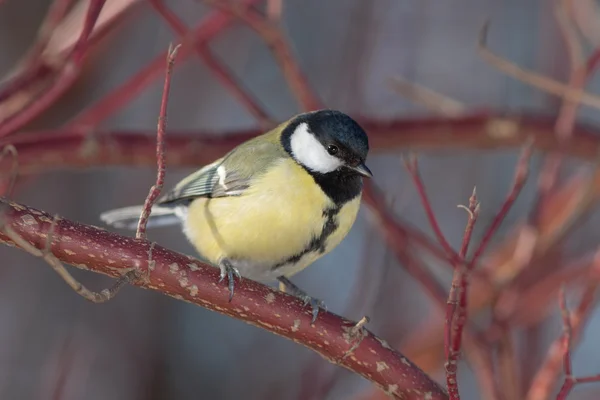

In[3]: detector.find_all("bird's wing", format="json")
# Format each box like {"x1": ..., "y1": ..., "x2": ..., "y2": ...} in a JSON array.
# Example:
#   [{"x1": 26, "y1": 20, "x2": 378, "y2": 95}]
[{"x1": 158, "y1": 132, "x2": 285, "y2": 205}]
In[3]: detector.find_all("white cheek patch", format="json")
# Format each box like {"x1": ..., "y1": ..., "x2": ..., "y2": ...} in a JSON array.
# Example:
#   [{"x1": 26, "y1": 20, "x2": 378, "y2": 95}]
[{"x1": 290, "y1": 123, "x2": 342, "y2": 173}]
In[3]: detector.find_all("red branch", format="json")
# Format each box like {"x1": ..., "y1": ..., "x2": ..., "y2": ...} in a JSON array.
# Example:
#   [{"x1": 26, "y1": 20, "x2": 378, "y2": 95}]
[
  {"x1": 0, "y1": 0, "x2": 75, "y2": 105},
  {"x1": 403, "y1": 155, "x2": 459, "y2": 262},
  {"x1": 204, "y1": 0, "x2": 324, "y2": 111},
  {"x1": 149, "y1": 0, "x2": 271, "y2": 126},
  {"x1": 471, "y1": 141, "x2": 533, "y2": 266},
  {"x1": 0, "y1": 0, "x2": 108, "y2": 137},
  {"x1": 65, "y1": 3, "x2": 251, "y2": 130},
  {"x1": 526, "y1": 259, "x2": 600, "y2": 400},
  {"x1": 445, "y1": 190, "x2": 480, "y2": 400},
  {"x1": 6, "y1": 113, "x2": 600, "y2": 184},
  {"x1": 136, "y1": 44, "x2": 180, "y2": 239},
  {"x1": 554, "y1": 285, "x2": 600, "y2": 400},
  {"x1": 0, "y1": 199, "x2": 448, "y2": 400},
  {"x1": 362, "y1": 182, "x2": 449, "y2": 305}
]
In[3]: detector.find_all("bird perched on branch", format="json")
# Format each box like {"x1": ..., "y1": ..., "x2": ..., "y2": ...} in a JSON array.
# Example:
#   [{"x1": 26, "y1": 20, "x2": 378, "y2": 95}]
[{"x1": 100, "y1": 109, "x2": 372, "y2": 322}]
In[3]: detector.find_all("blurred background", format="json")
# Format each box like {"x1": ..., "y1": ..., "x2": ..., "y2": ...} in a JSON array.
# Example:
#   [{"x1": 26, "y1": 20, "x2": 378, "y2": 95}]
[{"x1": 1, "y1": 0, "x2": 600, "y2": 399}]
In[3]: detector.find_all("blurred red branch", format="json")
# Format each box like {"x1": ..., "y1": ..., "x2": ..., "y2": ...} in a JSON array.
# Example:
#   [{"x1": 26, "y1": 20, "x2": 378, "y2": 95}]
[
  {"x1": 471, "y1": 142, "x2": 532, "y2": 266},
  {"x1": 65, "y1": 2, "x2": 253, "y2": 130},
  {"x1": 554, "y1": 284, "x2": 600, "y2": 399},
  {"x1": 7, "y1": 113, "x2": 600, "y2": 179},
  {"x1": 526, "y1": 256, "x2": 600, "y2": 400},
  {"x1": 395, "y1": 115, "x2": 532, "y2": 398},
  {"x1": 203, "y1": 0, "x2": 323, "y2": 111},
  {"x1": 403, "y1": 155, "x2": 460, "y2": 262},
  {"x1": 0, "y1": 0, "x2": 137, "y2": 137},
  {"x1": 0, "y1": 198, "x2": 448, "y2": 400},
  {"x1": 362, "y1": 182, "x2": 449, "y2": 304},
  {"x1": 363, "y1": 182, "x2": 500, "y2": 400},
  {"x1": 149, "y1": 0, "x2": 272, "y2": 127}
]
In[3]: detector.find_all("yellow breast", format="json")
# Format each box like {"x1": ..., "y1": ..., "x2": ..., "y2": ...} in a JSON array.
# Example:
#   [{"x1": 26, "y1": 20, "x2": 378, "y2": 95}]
[{"x1": 182, "y1": 158, "x2": 362, "y2": 282}]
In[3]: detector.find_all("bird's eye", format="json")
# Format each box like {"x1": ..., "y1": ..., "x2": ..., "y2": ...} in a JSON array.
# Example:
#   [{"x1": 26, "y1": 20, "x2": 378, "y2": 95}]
[{"x1": 327, "y1": 145, "x2": 339, "y2": 155}]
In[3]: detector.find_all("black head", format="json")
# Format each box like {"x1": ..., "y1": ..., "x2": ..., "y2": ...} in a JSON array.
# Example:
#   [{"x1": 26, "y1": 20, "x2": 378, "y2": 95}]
[{"x1": 281, "y1": 109, "x2": 372, "y2": 178}]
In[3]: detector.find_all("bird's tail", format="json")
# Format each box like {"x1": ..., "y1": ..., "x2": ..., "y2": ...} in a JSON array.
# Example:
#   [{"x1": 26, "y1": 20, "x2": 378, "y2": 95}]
[{"x1": 99, "y1": 205, "x2": 181, "y2": 230}]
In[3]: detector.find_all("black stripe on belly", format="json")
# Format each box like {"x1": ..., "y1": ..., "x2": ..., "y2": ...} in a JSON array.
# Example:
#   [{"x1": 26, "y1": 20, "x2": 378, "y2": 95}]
[{"x1": 271, "y1": 205, "x2": 341, "y2": 271}]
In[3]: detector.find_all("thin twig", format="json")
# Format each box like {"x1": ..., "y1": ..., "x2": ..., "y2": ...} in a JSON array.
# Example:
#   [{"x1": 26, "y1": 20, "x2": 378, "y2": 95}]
[
  {"x1": 0, "y1": 215, "x2": 132, "y2": 303},
  {"x1": 445, "y1": 190, "x2": 480, "y2": 400},
  {"x1": 470, "y1": 140, "x2": 533, "y2": 267},
  {"x1": 64, "y1": 3, "x2": 249, "y2": 130},
  {"x1": 526, "y1": 256, "x2": 600, "y2": 400},
  {"x1": 530, "y1": 6, "x2": 600, "y2": 230},
  {"x1": 388, "y1": 76, "x2": 468, "y2": 117},
  {"x1": 553, "y1": 285, "x2": 600, "y2": 400},
  {"x1": 136, "y1": 44, "x2": 181, "y2": 239},
  {"x1": 149, "y1": 0, "x2": 272, "y2": 127},
  {"x1": 478, "y1": 21, "x2": 600, "y2": 111},
  {"x1": 402, "y1": 154, "x2": 460, "y2": 262},
  {"x1": 203, "y1": 0, "x2": 323, "y2": 111}
]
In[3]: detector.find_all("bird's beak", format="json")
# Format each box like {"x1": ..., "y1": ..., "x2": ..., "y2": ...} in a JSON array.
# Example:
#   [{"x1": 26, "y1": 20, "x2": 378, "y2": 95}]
[{"x1": 350, "y1": 162, "x2": 373, "y2": 178}]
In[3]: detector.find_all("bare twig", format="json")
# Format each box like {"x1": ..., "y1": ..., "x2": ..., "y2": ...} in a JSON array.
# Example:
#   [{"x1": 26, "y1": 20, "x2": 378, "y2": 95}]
[
  {"x1": 388, "y1": 77, "x2": 468, "y2": 117},
  {"x1": 136, "y1": 44, "x2": 181, "y2": 239},
  {"x1": 470, "y1": 141, "x2": 533, "y2": 266},
  {"x1": 65, "y1": 3, "x2": 249, "y2": 130},
  {"x1": 445, "y1": 190, "x2": 480, "y2": 400},
  {"x1": 363, "y1": 183, "x2": 499, "y2": 400},
  {"x1": 553, "y1": 286, "x2": 600, "y2": 400},
  {"x1": 149, "y1": 0, "x2": 272, "y2": 127},
  {"x1": 527, "y1": 257, "x2": 600, "y2": 400},
  {"x1": 530, "y1": 5, "x2": 600, "y2": 234},
  {"x1": 478, "y1": 21, "x2": 600, "y2": 111},
  {"x1": 203, "y1": 0, "x2": 323, "y2": 111},
  {"x1": 402, "y1": 154, "x2": 460, "y2": 262},
  {"x1": 0, "y1": 216, "x2": 131, "y2": 303}
]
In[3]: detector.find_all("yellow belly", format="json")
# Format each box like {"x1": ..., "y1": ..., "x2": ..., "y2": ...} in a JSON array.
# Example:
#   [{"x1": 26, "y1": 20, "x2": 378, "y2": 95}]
[{"x1": 182, "y1": 159, "x2": 362, "y2": 282}]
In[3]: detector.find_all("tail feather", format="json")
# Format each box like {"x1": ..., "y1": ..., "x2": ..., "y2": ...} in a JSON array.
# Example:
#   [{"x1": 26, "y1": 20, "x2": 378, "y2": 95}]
[{"x1": 99, "y1": 205, "x2": 181, "y2": 230}]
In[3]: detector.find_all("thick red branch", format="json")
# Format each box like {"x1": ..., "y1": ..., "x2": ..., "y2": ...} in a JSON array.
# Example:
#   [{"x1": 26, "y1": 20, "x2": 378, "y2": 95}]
[
  {"x1": 0, "y1": 198, "x2": 447, "y2": 400},
  {"x1": 5, "y1": 113, "x2": 600, "y2": 179}
]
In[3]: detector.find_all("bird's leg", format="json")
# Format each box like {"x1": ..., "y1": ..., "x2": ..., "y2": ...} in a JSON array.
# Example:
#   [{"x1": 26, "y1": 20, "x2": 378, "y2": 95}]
[
  {"x1": 277, "y1": 276, "x2": 325, "y2": 323},
  {"x1": 218, "y1": 259, "x2": 241, "y2": 302}
]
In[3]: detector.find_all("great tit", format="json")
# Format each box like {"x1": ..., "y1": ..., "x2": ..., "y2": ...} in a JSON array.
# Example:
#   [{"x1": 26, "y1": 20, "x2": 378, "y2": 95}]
[{"x1": 100, "y1": 109, "x2": 372, "y2": 321}]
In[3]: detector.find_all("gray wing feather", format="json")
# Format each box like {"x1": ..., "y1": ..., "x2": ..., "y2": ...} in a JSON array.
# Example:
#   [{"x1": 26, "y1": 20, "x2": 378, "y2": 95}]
[
  {"x1": 158, "y1": 138, "x2": 284, "y2": 205},
  {"x1": 159, "y1": 159, "x2": 223, "y2": 204}
]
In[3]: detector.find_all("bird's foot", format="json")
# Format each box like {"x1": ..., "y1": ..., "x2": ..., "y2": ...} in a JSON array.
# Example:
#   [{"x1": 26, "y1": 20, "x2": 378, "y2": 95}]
[
  {"x1": 300, "y1": 295, "x2": 326, "y2": 324},
  {"x1": 277, "y1": 276, "x2": 326, "y2": 324},
  {"x1": 219, "y1": 259, "x2": 242, "y2": 302}
]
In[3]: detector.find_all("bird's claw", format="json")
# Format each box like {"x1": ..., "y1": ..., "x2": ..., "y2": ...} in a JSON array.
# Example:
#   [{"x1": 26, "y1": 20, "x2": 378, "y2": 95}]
[
  {"x1": 299, "y1": 295, "x2": 326, "y2": 324},
  {"x1": 219, "y1": 261, "x2": 241, "y2": 302}
]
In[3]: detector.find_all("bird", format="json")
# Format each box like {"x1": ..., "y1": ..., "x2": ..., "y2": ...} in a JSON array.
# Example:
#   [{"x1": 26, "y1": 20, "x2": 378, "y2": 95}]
[{"x1": 99, "y1": 109, "x2": 372, "y2": 322}]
